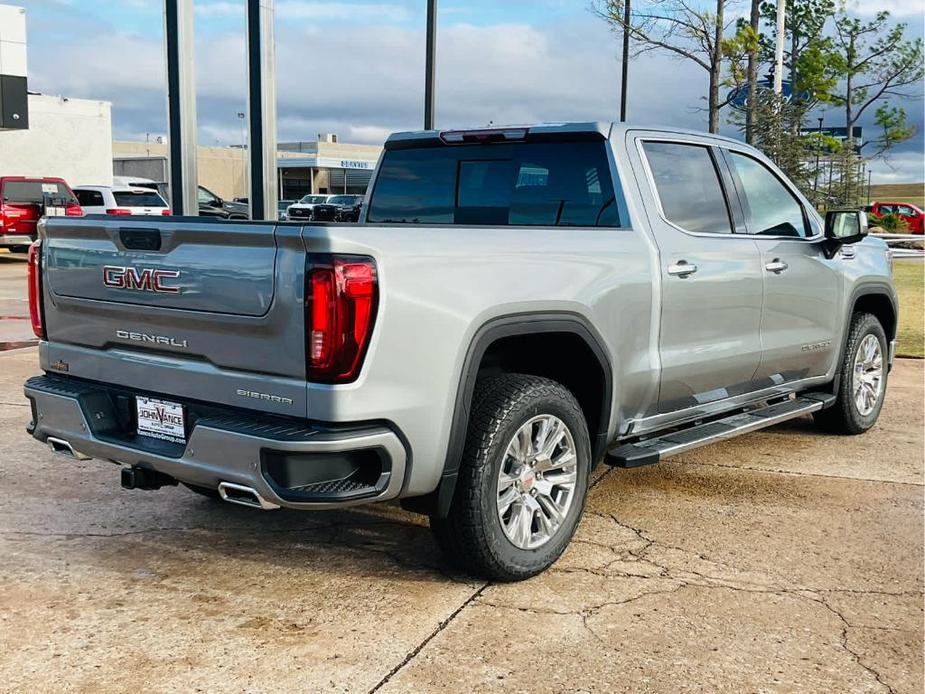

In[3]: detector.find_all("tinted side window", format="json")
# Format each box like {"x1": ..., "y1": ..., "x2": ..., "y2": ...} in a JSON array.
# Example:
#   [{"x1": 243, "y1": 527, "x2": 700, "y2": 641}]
[
  {"x1": 367, "y1": 141, "x2": 621, "y2": 227},
  {"x1": 75, "y1": 190, "x2": 105, "y2": 206},
  {"x1": 643, "y1": 142, "x2": 732, "y2": 234},
  {"x1": 729, "y1": 153, "x2": 807, "y2": 238}
]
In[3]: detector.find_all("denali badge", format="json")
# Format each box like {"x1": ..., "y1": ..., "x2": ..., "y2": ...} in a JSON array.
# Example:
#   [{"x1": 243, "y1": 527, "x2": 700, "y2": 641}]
[
  {"x1": 801, "y1": 340, "x2": 832, "y2": 352},
  {"x1": 236, "y1": 389, "x2": 294, "y2": 406},
  {"x1": 103, "y1": 266, "x2": 181, "y2": 294},
  {"x1": 116, "y1": 330, "x2": 188, "y2": 349}
]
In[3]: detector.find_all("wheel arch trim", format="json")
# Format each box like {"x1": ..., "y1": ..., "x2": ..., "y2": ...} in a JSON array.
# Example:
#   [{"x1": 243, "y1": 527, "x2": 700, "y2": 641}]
[{"x1": 420, "y1": 311, "x2": 614, "y2": 518}]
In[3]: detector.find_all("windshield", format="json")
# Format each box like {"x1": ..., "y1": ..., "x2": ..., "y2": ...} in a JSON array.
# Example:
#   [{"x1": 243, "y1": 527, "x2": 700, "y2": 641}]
[
  {"x1": 329, "y1": 195, "x2": 361, "y2": 205},
  {"x1": 366, "y1": 141, "x2": 621, "y2": 226},
  {"x1": 299, "y1": 195, "x2": 328, "y2": 204}
]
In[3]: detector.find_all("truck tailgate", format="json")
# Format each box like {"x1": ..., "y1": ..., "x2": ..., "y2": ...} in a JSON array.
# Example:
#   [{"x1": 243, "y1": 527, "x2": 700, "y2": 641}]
[{"x1": 39, "y1": 218, "x2": 308, "y2": 402}]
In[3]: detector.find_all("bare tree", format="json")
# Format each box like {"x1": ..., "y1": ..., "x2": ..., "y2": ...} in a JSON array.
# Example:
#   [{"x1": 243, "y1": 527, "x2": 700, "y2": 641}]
[{"x1": 594, "y1": 0, "x2": 737, "y2": 133}]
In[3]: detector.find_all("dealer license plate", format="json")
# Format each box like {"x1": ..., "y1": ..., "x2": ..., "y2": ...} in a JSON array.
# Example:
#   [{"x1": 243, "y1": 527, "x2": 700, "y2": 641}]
[{"x1": 135, "y1": 396, "x2": 186, "y2": 444}]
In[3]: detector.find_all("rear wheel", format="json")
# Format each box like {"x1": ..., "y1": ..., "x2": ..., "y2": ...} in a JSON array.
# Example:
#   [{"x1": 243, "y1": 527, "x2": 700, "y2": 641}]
[
  {"x1": 814, "y1": 312, "x2": 888, "y2": 435},
  {"x1": 430, "y1": 374, "x2": 591, "y2": 581}
]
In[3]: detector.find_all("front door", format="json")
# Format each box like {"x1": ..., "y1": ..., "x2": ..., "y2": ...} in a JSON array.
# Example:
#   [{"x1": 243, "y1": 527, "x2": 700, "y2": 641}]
[
  {"x1": 635, "y1": 138, "x2": 764, "y2": 414},
  {"x1": 723, "y1": 150, "x2": 841, "y2": 385}
]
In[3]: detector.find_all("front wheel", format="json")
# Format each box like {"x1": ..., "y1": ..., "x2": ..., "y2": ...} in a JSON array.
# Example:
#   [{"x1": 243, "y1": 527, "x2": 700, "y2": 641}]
[
  {"x1": 430, "y1": 374, "x2": 591, "y2": 581},
  {"x1": 814, "y1": 312, "x2": 888, "y2": 435}
]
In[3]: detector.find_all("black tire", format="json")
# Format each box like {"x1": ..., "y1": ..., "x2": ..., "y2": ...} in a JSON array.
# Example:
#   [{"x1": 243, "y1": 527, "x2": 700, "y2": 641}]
[
  {"x1": 430, "y1": 374, "x2": 591, "y2": 581},
  {"x1": 183, "y1": 483, "x2": 221, "y2": 500},
  {"x1": 813, "y1": 312, "x2": 888, "y2": 435},
  {"x1": 9, "y1": 245, "x2": 30, "y2": 254}
]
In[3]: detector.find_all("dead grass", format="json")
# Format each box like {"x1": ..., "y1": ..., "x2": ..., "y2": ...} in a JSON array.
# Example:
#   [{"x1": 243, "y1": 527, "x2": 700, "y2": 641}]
[
  {"x1": 894, "y1": 259, "x2": 924, "y2": 358},
  {"x1": 869, "y1": 183, "x2": 925, "y2": 209}
]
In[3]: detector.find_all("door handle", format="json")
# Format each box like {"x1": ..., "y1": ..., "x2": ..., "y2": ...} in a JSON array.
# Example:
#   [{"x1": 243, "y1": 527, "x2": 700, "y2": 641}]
[
  {"x1": 765, "y1": 259, "x2": 789, "y2": 274},
  {"x1": 667, "y1": 261, "x2": 697, "y2": 277}
]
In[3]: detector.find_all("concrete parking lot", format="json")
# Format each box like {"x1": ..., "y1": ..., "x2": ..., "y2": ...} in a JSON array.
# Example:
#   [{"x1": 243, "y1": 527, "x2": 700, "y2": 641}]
[
  {"x1": 0, "y1": 339, "x2": 922, "y2": 692},
  {"x1": 0, "y1": 252, "x2": 35, "y2": 350}
]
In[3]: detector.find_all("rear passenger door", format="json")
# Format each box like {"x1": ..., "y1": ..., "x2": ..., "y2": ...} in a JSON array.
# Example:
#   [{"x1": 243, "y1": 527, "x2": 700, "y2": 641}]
[
  {"x1": 634, "y1": 137, "x2": 764, "y2": 415},
  {"x1": 722, "y1": 149, "x2": 841, "y2": 385}
]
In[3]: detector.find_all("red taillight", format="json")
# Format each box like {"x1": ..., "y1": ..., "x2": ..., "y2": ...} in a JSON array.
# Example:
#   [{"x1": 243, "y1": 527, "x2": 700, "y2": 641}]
[
  {"x1": 65, "y1": 202, "x2": 83, "y2": 217},
  {"x1": 28, "y1": 241, "x2": 44, "y2": 339},
  {"x1": 105, "y1": 208, "x2": 132, "y2": 216},
  {"x1": 305, "y1": 255, "x2": 378, "y2": 383},
  {"x1": 162, "y1": 208, "x2": 171, "y2": 215}
]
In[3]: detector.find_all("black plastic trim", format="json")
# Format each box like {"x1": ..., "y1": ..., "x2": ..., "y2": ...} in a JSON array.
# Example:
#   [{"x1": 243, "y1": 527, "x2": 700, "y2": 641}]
[{"x1": 422, "y1": 312, "x2": 613, "y2": 518}]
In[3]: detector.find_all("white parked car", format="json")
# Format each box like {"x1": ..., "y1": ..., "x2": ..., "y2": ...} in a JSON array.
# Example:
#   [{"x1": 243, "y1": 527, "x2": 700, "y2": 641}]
[
  {"x1": 73, "y1": 185, "x2": 170, "y2": 216},
  {"x1": 285, "y1": 194, "x2": 333, "y2": 221}
]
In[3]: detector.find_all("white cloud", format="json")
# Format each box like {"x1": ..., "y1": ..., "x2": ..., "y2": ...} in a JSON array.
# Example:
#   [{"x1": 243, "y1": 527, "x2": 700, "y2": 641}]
[
  {"x1": 28, "y1": 4, "x2": 921, "y2": 185},
  {"x1": 194, "y1": 1, "x2": 413, "y2": 22},
  {"x1": 846, "y1": 0, "x2": 925, "y2": 18},
  {"x1": 867, "y1": 149, "x2": 925, "y2": 184}
]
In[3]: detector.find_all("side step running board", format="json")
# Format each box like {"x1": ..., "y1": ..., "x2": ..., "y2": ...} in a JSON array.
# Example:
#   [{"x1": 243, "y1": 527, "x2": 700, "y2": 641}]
[{"x1": 605, "y1": 392, "x2": 836, "y2": 468}]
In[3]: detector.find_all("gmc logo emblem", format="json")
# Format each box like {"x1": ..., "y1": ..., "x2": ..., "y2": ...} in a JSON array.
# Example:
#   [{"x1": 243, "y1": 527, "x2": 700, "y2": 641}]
[{"x1": 103, "y1": 266, "x2": 181, "y2": 294}]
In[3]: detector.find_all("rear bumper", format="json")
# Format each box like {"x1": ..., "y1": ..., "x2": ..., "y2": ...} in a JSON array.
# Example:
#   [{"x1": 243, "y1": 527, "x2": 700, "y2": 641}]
[
  {"x1": 0, "y1": 233, "x2": 35, "y2": 247},
  {"x1": 24, "y1": 375, "x2": 408, "y2": 510}
]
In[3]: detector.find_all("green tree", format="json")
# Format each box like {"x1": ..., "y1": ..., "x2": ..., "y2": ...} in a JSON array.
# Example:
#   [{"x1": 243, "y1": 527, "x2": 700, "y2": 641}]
[
  {"x1": 829, "y1": 11, "x2": 924, "y2": 148},
  {"x1": 758, "y1": 0, "x2": 835, "y2": 96}
]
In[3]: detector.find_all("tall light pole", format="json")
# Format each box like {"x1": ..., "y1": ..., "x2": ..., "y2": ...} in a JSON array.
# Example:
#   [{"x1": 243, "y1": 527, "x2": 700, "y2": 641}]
[
  {"x1": 245, "y1": 0, "x2": 277, "y2": 221},
  {"x1": 164, "y1": 0, "x2": 198, "y2": 216},
  {"x1": 813, "y1": 115, "x2": 823, "y2": 205},
  {"x1": 424, "y1": 0, "x2": 437, "y2": 130},
  {"x1": 773, "y1": 0, "x2": 786, "y2": 94},
  {"x1": 620, "y1": 0, "x2": 631, "y2": 122}
]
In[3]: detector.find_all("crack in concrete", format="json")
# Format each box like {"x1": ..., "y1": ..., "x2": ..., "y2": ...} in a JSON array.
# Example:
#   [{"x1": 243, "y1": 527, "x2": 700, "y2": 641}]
[
  {"x1": 814, "y1": 596, "x2": 899, "y2": 694},
  {"x1": 368, "y1": 583, "x2": 489, "y2": 693},
  {"x1": 570, "y1": 509, "x2": 912, "y2": 692}
]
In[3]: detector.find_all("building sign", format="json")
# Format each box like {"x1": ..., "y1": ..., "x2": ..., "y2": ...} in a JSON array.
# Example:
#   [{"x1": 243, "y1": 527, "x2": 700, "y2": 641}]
[{"x1": 278, "y1": 156, "x2": 378, "y2": 171}]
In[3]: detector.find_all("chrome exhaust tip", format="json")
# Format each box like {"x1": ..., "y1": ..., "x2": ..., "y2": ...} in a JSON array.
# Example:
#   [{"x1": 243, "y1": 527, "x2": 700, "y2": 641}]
[
  {"x1": 47, "y1": 436, "x2": 91, "y2": 461},
  {"x1": 217, "y1": 481, "x2": 280, "y2": 510}
]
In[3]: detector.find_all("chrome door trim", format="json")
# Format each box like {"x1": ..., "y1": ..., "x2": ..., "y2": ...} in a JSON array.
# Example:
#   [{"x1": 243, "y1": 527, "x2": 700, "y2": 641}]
[{"x1": 622, "y1": 374, "x2": 831, "y2": 437}]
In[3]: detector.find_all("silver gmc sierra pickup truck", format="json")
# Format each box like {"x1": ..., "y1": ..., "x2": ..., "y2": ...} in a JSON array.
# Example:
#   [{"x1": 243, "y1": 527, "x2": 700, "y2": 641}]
[{"x1": 24, "y1": 123, "x2": 897, "y2": 580}]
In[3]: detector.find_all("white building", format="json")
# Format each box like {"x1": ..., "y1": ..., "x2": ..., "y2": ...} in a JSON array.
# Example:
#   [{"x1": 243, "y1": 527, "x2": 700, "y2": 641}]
[{"x1": 0, "y1": 93, "x2": 113, "y2": 186}]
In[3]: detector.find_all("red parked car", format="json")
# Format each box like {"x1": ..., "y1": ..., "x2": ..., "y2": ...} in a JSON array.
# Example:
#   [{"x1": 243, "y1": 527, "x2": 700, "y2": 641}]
[
  {"x1": 869, "y1": 201, "x2": 924, "y2": 234},
  {"x1": 0, "y1": 176, "x2": 83, "y2": 253}
]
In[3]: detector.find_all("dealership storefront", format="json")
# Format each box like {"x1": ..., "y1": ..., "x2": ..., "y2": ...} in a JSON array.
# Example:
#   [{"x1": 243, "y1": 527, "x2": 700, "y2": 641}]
[{"x1": 278, "y1": 156, "x2": 378, "y2": 199}]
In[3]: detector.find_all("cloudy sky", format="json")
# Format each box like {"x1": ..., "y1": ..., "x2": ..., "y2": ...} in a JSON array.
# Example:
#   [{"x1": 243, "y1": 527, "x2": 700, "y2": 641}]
[{"x1": 19, "y1": 0, "x2": 925, "y2": 182}]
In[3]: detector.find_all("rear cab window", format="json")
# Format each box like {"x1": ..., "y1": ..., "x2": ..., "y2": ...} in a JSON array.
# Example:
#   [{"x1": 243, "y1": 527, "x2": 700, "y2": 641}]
[
  {"x1": 1, "y1": 179, "x2": 77, "y2": 205},
  {"x1": 366, "y1": 136, "x2": 623, "y2": 227}
]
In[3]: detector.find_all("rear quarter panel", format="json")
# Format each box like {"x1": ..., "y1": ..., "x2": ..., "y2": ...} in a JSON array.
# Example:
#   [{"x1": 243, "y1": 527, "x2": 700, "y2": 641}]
[{"x1": 304, "y1": 219, "x2": 656, "y2": 496}]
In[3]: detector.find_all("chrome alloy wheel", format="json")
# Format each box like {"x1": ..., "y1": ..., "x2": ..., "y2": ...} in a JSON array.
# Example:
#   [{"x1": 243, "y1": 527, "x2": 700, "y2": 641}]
[
  {"x1": 853, "y1": 334, "x2": 884, "y2": 417},
  {"x1": 496, "y1": 414, "x2": 578, "y2": 550}
]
